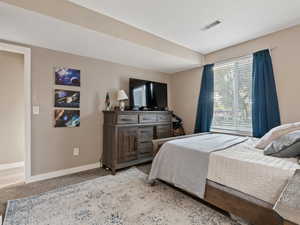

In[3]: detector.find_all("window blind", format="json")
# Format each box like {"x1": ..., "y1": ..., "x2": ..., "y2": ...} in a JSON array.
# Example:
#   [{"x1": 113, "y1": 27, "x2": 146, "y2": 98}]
[{"x1": 212, "y1": 55, "x2": 253, "y2": 133}]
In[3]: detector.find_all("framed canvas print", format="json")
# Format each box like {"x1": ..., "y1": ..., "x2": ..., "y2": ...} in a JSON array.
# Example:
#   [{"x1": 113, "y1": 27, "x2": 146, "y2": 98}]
[
  {"x1": 55, "y1": 67, "x2": 80, "y2": 87},
  {"x1": 54, "y1": 109, "x2": 80, "y2": 127},
  {"x1": 54, "y1": 89, "x2": 80, "y2": 108}
]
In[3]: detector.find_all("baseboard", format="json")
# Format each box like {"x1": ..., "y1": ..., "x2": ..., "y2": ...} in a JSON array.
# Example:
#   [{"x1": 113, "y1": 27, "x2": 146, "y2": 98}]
[
  {"x1": 0, "y1": 161, "x2": 24, "y2": 171},
  {"x1": 26, "y1": 162, "x2": 101, "y2": 183}
]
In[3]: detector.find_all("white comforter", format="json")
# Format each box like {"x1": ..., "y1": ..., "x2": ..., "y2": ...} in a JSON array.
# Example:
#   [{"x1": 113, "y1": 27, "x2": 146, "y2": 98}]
[
  {"x1": 149, "y1": 134, "x2": 247, "y2": 198},
  {"x1": 208, "y1": 138, "x2": 300, "y2": 204}
]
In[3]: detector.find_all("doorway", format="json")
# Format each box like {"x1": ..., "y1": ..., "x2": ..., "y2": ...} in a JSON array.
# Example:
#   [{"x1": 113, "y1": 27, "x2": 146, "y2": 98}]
[{"x1": 0, "y1": 42, "x2": 31, "y2": 187}]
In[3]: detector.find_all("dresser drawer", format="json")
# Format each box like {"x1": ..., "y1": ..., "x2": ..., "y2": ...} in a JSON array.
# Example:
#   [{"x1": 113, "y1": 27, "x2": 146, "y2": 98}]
[
  {"x1": 139, "y1": 113, "x2": 157, "y2": 123},
  {"x1": 137, "y1": 142, "x2": 153, "y2": 157},
  {"x1": 138, "y1": 126, "x2": 154, "y2": 142},
  {"x1": 157, "y1": 113, "x2": 171, "y2": 122},
  {"x1": 117, "y1": 114, "x2": 138, "y2": 124},
  {"x1": 156, "y1": 124, "x2": 171, "y2": 139}
]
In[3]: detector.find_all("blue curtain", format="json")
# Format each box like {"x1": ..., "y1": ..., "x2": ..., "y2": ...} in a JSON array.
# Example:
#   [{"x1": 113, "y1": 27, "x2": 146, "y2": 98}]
[
  {"x1": 194, "y1": 64, "x2": 214, "y2": 133},
  {"x1": 252, "y1": 49, "x2": 281, "y2": 138}
]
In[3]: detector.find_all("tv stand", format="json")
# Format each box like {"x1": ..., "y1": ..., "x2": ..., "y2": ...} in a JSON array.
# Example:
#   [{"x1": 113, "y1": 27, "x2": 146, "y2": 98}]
[{"x1": 102, "y1": 110, "x2": 173, "y2": 174}]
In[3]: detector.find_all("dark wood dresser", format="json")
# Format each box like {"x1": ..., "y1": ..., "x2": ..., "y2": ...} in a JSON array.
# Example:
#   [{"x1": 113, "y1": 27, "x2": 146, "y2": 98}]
[{"x1": 102, "y1": 110, "x2": 173, "y2": 174}]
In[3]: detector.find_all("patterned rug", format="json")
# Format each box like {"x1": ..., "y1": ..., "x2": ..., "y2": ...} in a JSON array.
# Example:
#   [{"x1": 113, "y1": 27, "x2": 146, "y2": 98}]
[{"x1": 3, "y1": 168, "x2": 241, "y2": 225}]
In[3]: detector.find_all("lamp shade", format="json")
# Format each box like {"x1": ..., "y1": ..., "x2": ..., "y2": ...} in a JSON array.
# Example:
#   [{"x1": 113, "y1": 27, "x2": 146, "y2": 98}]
[{"x1": 117, "y1": 90, "x2": 128, "y2": 101}]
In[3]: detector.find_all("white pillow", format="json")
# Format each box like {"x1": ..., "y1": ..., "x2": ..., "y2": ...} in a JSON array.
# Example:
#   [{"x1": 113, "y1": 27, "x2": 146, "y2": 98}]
[{"x1": 255, "y1": 122, "x2": 300, "y2": 149}]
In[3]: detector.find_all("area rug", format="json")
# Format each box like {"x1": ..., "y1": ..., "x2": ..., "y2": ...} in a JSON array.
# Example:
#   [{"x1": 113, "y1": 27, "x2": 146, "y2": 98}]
[{"x1": 3, "y1": 168, "x2": 241, "y2": 225}]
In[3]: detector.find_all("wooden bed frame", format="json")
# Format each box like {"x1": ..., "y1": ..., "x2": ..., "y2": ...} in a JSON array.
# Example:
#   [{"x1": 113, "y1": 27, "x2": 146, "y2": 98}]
[
  {"x1": 205, "y1": 180, "x2": 282, "y2": 225},
  {"x1": 152, "y1": 133, "x2": 299, "y2": 225}
]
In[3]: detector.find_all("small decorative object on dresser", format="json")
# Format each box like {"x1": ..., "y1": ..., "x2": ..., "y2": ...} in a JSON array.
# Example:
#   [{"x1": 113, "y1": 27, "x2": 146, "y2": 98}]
[
  {"x1": 102, "y1": 110, "x2": 173, "y2": 174},
  {"x1": 117, "y1": 90, "x2": 128, "y2": 111},
  {"x1": 105, "y1": 92, "x2": 111, "y2": 111}
]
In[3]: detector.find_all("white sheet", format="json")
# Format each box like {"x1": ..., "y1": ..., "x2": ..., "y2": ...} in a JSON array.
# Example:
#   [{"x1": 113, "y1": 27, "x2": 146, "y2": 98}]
[
  {"x1": 208, "y1": 138, "x2": 300, "y2": 204},
  {"x1": 148, "y1": 133, "x2": 248, "y2": 198}
]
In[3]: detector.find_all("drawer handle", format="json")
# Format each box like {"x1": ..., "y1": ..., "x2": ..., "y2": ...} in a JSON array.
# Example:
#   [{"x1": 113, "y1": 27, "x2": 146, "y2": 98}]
[
  {"x1": 120, "y1": 118, "x2": 135, "y2": 121},
  {"x1": 159, "y1": 117, "x2": 168, "y2": 119}
]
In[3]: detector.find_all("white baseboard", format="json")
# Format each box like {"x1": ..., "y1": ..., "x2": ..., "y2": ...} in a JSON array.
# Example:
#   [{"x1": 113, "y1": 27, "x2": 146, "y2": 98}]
[
  {"x1": 0, "y1": 161, "x2": 24, "y2": 171},
  {"x1": 26, "y1": 162, "x2": 101, "y2": 183}
]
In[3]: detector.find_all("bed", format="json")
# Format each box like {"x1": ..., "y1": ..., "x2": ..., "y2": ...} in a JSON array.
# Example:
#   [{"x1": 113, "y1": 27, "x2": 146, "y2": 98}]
[{"x1": 149, "y1": 133, "x2": 300, "y2": 225}]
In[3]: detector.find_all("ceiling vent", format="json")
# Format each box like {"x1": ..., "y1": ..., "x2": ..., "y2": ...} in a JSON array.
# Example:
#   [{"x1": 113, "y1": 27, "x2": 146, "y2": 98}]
[{"x1": 201, "y1": 20, "x2": 222, "y2": 31}]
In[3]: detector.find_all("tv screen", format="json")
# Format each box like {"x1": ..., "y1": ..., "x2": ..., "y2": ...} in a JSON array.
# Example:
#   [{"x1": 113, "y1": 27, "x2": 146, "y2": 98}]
[{"x1": 129, "y1": 78, "x2": 168, "y2": 110}]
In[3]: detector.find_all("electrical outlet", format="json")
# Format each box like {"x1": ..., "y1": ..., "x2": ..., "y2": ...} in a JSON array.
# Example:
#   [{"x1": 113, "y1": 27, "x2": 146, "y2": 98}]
[{"x1": 73, "y1": 147, "x2": 79, "y2": 156}]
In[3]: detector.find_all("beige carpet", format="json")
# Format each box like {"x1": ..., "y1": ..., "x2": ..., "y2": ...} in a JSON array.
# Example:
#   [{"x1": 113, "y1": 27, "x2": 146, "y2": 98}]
[{"x1": 3, "y1": 167, "x2": 241, "y2": 225}]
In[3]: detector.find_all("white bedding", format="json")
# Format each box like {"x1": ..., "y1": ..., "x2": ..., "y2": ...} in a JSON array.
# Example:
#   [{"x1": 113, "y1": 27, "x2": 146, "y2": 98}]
[
  {"x1": 149, "y1": 134, "x2": 247, "y2": 198},
  {"x1": 208, "y1": 138, "x2": 300, "y2": 204}
]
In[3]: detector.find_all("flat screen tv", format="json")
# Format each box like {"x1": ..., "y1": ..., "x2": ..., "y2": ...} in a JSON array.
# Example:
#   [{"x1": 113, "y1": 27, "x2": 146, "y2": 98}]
[{"x1": 129, "y1": 78, "x2": 168, "y2": 111}]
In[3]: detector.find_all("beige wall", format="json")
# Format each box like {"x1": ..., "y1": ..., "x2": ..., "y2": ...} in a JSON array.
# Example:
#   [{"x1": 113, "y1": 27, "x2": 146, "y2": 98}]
[
  {"x1": 171, "y1": 67, "x2": 202, "y2": 134},
  {"x1": 0, "y1": 51, "x2": 25, "y2": 164},
  {"x1": 171, "y1": 25, "x2": 300, "y2": 133},
  {"x1": 29, "y1": 46, "x2": 171, "y2": 176}
]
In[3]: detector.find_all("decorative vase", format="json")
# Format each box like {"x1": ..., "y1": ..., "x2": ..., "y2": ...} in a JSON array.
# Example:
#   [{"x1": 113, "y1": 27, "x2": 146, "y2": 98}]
[{"x1": 105, "y1": 92, "x2": 111, "y2": 111}]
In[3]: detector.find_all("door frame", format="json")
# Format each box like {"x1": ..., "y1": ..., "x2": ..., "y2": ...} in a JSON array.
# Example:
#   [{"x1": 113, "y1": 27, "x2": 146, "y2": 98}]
[{"x1": 0, "y1": 42, "x2": 32, "y2": 182}]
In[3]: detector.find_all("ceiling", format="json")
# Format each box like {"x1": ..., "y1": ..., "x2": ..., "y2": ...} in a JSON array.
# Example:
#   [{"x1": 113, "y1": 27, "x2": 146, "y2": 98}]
[
  {"x1": 69, "y1": 0, "x2": 300, "y2": 54},
  {"x1": 0, "y1": 2, "x2": 200, "y2": 73}
]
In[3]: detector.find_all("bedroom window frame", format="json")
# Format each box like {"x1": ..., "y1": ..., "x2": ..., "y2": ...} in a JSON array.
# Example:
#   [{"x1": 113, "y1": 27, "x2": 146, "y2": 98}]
[{"x1": 211, "y1": 55, "x2": 253, "y2": 136}]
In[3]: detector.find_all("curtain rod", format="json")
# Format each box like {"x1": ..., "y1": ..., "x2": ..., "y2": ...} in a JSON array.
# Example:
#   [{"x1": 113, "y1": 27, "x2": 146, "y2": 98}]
[{"x1": 211, "y1": 46, "x2": 277, "y2": 65}]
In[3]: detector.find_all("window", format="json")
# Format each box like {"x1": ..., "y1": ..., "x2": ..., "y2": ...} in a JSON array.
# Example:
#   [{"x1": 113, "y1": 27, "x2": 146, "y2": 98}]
[{"x1": 212, "y1": 55, "x2": 253, "y2": 133}]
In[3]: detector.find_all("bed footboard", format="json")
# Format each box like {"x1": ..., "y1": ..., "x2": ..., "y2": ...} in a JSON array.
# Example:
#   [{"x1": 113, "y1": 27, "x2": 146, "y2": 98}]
[
  {"x1": 205, "y1": 180, "x2": 283, "y2": 225},
  {"x1": 152, "y1": 132, "x2": 210, "y2": 155}
]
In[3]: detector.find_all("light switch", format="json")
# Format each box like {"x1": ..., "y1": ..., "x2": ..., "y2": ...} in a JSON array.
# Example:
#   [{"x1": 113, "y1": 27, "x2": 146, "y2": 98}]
[
  {"x1": 73, "y1": 147, "x2": 80, "y2": 156},
  {"x1": 33, "y1": 106, "x2": 40, "y2": 115}
]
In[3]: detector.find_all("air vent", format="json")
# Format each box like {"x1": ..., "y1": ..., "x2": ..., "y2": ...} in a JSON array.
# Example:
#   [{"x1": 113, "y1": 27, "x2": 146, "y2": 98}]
[{"x1": 201, "y1": 20, "x2": 222, "y2": 31}]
